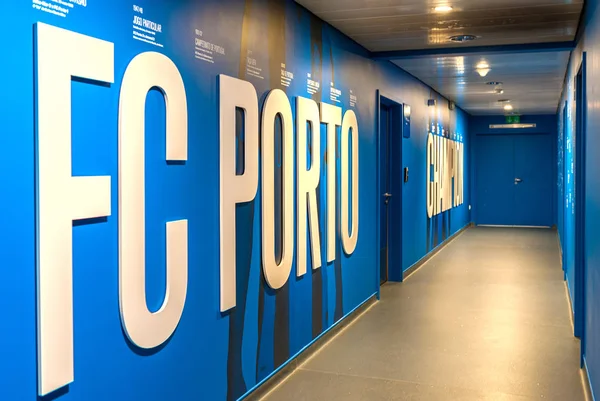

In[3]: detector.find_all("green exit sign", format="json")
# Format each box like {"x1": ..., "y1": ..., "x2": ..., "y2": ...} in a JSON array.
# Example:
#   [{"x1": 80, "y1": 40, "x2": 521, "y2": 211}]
[{"x1": 506, "y1": 115, "x2": 521, "y2": 124}]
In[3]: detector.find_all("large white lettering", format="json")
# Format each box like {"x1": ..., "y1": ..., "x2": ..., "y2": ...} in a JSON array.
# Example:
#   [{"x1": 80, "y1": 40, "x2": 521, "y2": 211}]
[
  {"x1": 219, "y1": 75, "x2": 259, "y2": 312},
  {"x1": 36, "y1": 22, "x2": 113, "y2": 397},
  {"x1": 296, "y1": 97, "x2": 322, "y2": 276},
  {"x1": 261, "y1": 89, "x2": 295, "y2": 289},
  {"x1": 34, "y1": 25, "x2": 362, "y2": 392},
  {"x1": 319, "y1": 103, "x2": 342, "y2": 262},
  {"x1": 340, "y1": 110, "x2": 359, "y2": 254},
  {"x1": 426, "y1": 133, "x2": 434, "y2": 218},
  {"x1": 426, "y1": 132, "x2": 464, "y2": 218},
  {"x1": 456, "y1": 141, "x2": 464, "y2": 207},
  {"x1": 118, "y1": 52, "x2": 189, "y2": 350},
  {"x1": 218, "y1": 82, "x2": 359, "y2": 308}
]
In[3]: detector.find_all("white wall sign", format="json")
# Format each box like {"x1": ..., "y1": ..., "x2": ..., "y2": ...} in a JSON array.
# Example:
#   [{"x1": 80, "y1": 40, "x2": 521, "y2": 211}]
[
  {"x1": 426, "y1": 133, "x2": 464, "y2": 218},
  {"x1": 218, "y1": 77, "x2": 360, "y2": 311},
  {"x1": 489, "y1": 123, "x2": 537, "y2": 129},
  {"x1": 320, "y1": 103, "x2": 342, "y2": 262},
  {"x1": 118, "y1": 51, "x2": 189, "y2": 351},
  {"x1": 34, "y1": 23, "x2": 360, "y2": 396},
  {"x1": 261, "y1": 89, "x2": 295, "y2": 290},
  {"x1": 219, "y1": 75, "x2": 259, "y2": 312},
  {"x1": 296, "y1": 97, "x2": 322, "y2": 277},
  {"x1": 36, "y1": 22, "x2": 113, "y2": 397}
]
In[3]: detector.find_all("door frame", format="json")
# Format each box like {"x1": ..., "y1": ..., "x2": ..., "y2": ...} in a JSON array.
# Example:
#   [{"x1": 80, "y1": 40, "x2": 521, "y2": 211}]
[
  {"x1": 574, "y1": 53, "x2": 587, "y2": 355},
  {"x1": 475, "y1": 132, "x2": 554, "y2": 228},
  {"x1": 562, "y1": 101, "x2": 568, "y2": 279},
  {"x1": 379, "y1": 102, "x2": 391, "y2": 285},
  {"x1": 376, "y1": 90, "x2": 404, "y2": 296}
]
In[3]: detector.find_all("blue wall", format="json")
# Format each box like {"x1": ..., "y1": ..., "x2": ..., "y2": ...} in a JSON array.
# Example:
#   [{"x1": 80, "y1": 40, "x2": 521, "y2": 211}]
[
  {"x1": 469, "y1": 115, "x2": 558, "y2": 228},
  {"x1": 2, "y1": 1, "x2": 471, "y2": 400},
  {"x1": 558, "y1": 95, "x2": 576, "y2": 305},
  {"x1": 470, "y1": 115, "x2": 558, "y2": 136},
  {"x1": 559, "y1": 0, "x2": 600, "y2": 396}
]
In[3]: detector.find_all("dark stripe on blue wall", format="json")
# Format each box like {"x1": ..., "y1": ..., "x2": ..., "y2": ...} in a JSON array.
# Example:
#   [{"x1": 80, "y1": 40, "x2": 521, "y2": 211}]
[
  {"x1": 227, "y1": 2, "x2": 254, "y2": 400},
  {"x1": 268, "y1": 0, "x2": 290, "y2": 370},
  {"x1": 309, "y1": 13, "x2": 324, "y2": 339},
  {"x1": 329, "y1": 46, "x2": 344, "y2": 322},
  {"x1": 226, "y1": 202, "x2": 255, "y2": 401}
]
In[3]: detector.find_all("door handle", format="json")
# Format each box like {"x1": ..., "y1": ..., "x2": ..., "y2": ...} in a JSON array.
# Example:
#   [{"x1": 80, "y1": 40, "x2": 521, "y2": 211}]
[
  {"x1": 515, "y1": 178, "x2": 523, "y2": 184},
  {"x1": 383, "y1": 193, "x2": 392, "y2": 204}
]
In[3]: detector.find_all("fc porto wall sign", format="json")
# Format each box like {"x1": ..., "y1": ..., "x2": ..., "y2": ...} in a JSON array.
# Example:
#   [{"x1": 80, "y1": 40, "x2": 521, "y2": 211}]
[
  {"x1": 35, "y1": 23, "x2": 359, "y2": 396},
  {"x1": 426, "y1": 131, "x2": 465, "y2": 218}
]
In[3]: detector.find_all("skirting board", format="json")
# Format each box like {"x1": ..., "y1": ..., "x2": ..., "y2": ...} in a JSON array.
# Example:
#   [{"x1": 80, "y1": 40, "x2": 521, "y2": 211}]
[
  {"x1": 565, "y1": 281, "x2": 575, "y2": 331},
  {"x1": 403, "y1": 222, "x2": 473, "y2": 280},
  {"x1": 558, "y1": 232, "x2": 564, "y2": 268},
  {"x1": 583, "y1": 358, "x2": 596, "y2": 401},
  {"x1": 241, "y1": 294, "x2": 378, "y2": 401},
  {"x1": 477, "y1": 225, "x2": 550, "y2": 228}
]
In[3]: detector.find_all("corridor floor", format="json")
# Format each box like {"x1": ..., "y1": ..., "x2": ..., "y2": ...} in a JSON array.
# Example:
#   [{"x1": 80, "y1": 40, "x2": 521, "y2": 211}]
[{"x1": 261, "y1": 227, "x2": 586, "y2": 401}]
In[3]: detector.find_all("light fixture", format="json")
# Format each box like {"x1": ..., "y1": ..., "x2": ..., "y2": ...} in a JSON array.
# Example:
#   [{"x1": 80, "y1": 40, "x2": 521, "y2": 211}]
[
  {"x1": 434, "y1": 5, "x2": 453, "y2": 12},
  {"x1": 495, "y1": 89, "x2": 505, "y2": 94},
  {"x1": 456, "y1": 56, "x2": 465, "y2": 75},
  {"x1": 449, "y1": 34, "x2": 477, "y2": 42},
  {"x1": 504, "y1": 104, "x2": 514, "y2": 111},
  {"x1": 476, "y1": 60, "x2": 490, "y2": 77},
  {"x1": 498, "y1": 99, "x2": 511, "y2": 104},
  {"x1": 486, "y1": 81, "x2": 503, "y2": 85}
]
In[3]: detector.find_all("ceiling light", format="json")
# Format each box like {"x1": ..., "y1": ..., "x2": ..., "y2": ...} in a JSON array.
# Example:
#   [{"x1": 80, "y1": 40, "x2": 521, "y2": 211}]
[
  {"x1": 475, "y1": 60, "x2": 491, "y2": 77},
  {"x1": 449, "y1": 34, "x2": 477, "y2": 42},
  {"x1": 504, "y1": 104, "x2": 514, "y2": 111},
  {"x1": 495, "y1": 89, "x2": 505, "y2": 94},
  {"x1": 434, "y1": 5, "x2": 453, "y2": 12},
  {"x1": 486, "y1": 81, "x2": 503, "y2": 86},
  {"x1": 498, "y1": 99, "x2": 510, "y2": 103}
]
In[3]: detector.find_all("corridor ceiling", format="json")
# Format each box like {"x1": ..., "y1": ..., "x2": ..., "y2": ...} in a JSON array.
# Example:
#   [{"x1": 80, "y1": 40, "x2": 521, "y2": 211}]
[
  {"x1": 297, "y1": 0, "x2": 584, "y2": 115},
  {"x1": 393, "y1": 52, "x2": 571, "y2": 115}
]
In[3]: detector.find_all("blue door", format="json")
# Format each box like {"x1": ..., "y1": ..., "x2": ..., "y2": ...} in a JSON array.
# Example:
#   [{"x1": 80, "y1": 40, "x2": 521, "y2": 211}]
[
  {"x1": 513, "y1": 135, "x2": 554, "y2": 226},
  {"x1": 476, "y1": 135, "x2": 516, "y2": 225},
  {"x1": 476, "y1": 134, "x2": 553, "y2": 227},
  {"x1": 380, "y1": 104, "x2": 391, "y2": 283},
  {"x1": 378, "y1": 96, "x2": 403, "y2": 283}
]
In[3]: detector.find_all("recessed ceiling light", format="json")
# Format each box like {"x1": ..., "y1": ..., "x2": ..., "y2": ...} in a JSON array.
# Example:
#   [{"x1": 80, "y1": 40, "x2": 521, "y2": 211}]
[
  {"x1": 504, "y1": 104, "x2": 514, "y2": 111},
  {"x1": 495, "y1": 89, "x2": 505, "y2": 94},
  {"x1": 498, "y1": 99, "x2": 511, "y2": 103},
  {"x1": 434, "y1": 5, "x2": 453, "y2": 12},
  {"x1": 449, "y1": 34, "x2": 477, "y2": 42},
  {"x1": 475, "y1": 60, "x2": 491, "y2": 77}
]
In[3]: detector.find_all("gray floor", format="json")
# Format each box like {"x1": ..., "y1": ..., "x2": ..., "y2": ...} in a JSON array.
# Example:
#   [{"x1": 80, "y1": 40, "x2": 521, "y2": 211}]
[{"x1": 262, "y1": 227, "x2": 587, "y2": 401}]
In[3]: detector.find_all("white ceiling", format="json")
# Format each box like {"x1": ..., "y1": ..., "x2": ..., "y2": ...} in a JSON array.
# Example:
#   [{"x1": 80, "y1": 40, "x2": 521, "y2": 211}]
[
  {"x1": 296, "y1": 0, "x2": 583, "y2": 51},
  {"x1": 296, "y1": 0, "x2": 583, "y2": 115},
  {"x1": 393, "y1": 51, "x2": 571, "y2": 115}
]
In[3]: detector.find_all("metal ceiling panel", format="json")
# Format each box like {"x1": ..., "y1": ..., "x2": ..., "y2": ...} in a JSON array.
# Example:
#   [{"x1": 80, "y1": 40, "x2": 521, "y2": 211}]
[
  {"x1": 345, "y1": 12, "x2": 581, "y2": 37},
  {"x1": 297, "y1": 0, "x2": 582, "y2": 114},
  {"x1": 393, "y1": 51, "x2": 571, "y2": 115},
  {"x1": 296, "y1": 0, "x2": 583, "y2": 50}
]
